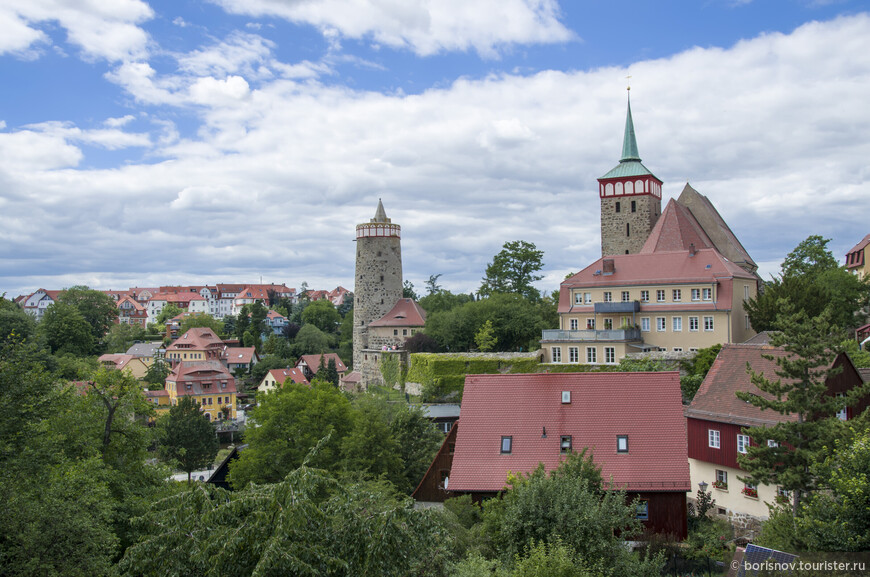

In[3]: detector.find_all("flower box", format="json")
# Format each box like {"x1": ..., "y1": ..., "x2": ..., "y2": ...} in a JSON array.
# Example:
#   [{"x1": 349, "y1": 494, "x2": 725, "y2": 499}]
[
  {"x1": 712, "y1": 480, "x2": 728, "y2": 490},
  {"x1": 742, "y1": 487, "x2": 758, "y2": 498}
]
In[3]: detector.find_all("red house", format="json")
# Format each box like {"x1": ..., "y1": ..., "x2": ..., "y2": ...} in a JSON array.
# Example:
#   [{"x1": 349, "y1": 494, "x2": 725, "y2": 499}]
[
  {"x1": 413, "y1": 372, "x2": 690, "y2": 539},
  {"x1": 686, "y1": 344, "x2": 869, "y2": 519}
]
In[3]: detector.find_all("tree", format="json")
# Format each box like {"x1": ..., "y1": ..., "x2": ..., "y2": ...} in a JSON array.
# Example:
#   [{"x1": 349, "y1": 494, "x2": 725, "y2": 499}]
[
  {"x1": 293, "y1": 323, "x2": 331, "y2": 356},
  {"x1": 143, "y1": 359, "x2": 171, "y2": 387},
  {"x1": 379, "y1": 353, "x2": 403, "y2": 389},
  {"x1": 340, "y1": 397, "x2": 404, "y2": 483},
  {"x1": 737, "y1": 303, "x2": 868, "y2": 515},
  {"x1": 57, "y1": 285, "x2": 119, "y2": 347},
  {"x1": 474, "y1": 320, "x2": 497, "y2": 352},
  {"x1": 40, "y1": 301, "x2": 94, "y2": 356},
  {"x1": 301, "y1": 299, "x2": 341, "y2": 333},
  {"x1": 156, "y1": 302, "x2": 183, "y2": 325},
  {"x1": 425, "y1": 273, "x2": 444, "y2": 295},
  {"x1": 228, "y1": 383, "x2": 354, "y2": 487},
  {"x1": 479, "y1": 240, "x2": 545, "y2": 302},
  {"x1": 104, "y1": 322, "x2": 146, "y2": 353},
  {"x1": 323, "y1": 357, "x2": 340, "y2": 386},
  {"x1": 390, "y1": 404, "x2": 443, "y2": 493},
  {"x1": 178, "y1": 313, "x2": 224, "y2": 337},
  {"x1": 403, "y1": 280, "x2": 418, "y2": 300},
  {"x1": 0, "y1": 302, "x2": 37, "y2": 343},
  {"x1": 85, "y1": 367, "x2": 154, "y2": 460},
  {"x1": 418, "y1": 289, "x2": 475, "y2": 314},
  {"x1": 746, "y1": 236, "x2": 870, "y2": 331},
  {"x1": 158, "y1": 396, "x2": 219, "y2": 484},
  {"x1": 404, "y1": 332, "x2": 440, "y2": 353}
]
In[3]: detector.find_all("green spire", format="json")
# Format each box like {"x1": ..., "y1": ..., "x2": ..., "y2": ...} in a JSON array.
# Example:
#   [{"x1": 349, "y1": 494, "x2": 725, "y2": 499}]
[{"x1": 620, "y1": 92, "x2": 641, "y2": 163}]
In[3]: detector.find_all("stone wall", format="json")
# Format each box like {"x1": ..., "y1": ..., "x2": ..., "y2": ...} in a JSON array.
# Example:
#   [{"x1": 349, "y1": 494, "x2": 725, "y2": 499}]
[
  {"x1": 353, "y1": 234, "x2": 402, "y2": 372},
  {"x1": 600, "y1": 194, "x2": 660, "y2": 256},
  {"x1": 358, "y1": 348, "x2": 409, "y2": 389}
]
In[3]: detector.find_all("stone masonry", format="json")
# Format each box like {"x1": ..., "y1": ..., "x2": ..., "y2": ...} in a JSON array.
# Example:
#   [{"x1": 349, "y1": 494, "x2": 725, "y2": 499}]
[{"x1": 600, "y1": 194, "x2": 660, "y2": 256}]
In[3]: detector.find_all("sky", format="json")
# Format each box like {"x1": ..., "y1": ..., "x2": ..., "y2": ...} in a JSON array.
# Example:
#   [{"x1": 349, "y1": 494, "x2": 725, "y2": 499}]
[{"x1": 1, "y1": 0, "x2": 869, "y2": 299}]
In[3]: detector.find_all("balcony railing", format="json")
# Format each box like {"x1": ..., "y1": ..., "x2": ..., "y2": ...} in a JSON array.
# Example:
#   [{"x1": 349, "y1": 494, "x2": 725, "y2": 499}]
[
  {"x1": 541, "y1": 328, "x2": 642, "y2": 342},
  {"x1": 594, "y1": 301, "x2": 640, "y2": 314}
]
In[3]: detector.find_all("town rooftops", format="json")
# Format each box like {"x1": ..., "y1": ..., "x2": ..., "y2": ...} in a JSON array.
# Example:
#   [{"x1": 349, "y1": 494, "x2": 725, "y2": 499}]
[
  {"x1": 369, "y1": 298, "x2": 427, "y2": 327},
  {"x1": 846, "y1": 234, "x2": 870, "y2": 269},
  {"x1": 166, "y1": 327, "x2": 225, "y2": 351},
  {"x1": 150, "y1": 291, "x2": 206, "y2": 303},
  {"x1": 224, "y1": 347, "x2": 257, "y2": 365},
  {"x1": 297, "y1": 353, "x2": 347, "y2": 374},
  {"x1": 98, "y1": 354, "x2": 139, "y2": 371},
  {"x1": 167, "y1": 361, "x2": 237, "y2": 395},
  {"x1": 447, "y1": 372, "x2": 689, "y2": 493},
  {"x1": 265, "y1": 368, "x2": 308, "y2": 386},
  {"x1": 640, "y1": 198, "x2": 713, "y2": 255}
]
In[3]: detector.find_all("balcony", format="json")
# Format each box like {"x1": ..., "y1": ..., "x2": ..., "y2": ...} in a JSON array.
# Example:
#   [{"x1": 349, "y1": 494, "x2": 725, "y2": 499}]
[
  {"x1": 594, "y1": 301, "x2": 640, "y2": 314},
  {"x1": 541, "y1": 328, "x2": 642, "y2": 342}
]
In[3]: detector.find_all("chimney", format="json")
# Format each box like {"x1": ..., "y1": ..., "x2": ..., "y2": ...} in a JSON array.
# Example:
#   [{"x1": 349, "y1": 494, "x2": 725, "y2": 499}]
[
  {"x1": 689, "y1": 243, "x2": 697, "y2": 257},
  {"x1": 602, "y1": 259, "x2": 615, "y2": 274}
]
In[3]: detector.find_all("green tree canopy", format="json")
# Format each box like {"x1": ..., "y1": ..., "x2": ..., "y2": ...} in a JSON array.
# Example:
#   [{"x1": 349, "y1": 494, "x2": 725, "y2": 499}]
[
  {"x1": 479, "y1": 240, "x2": 545, "y2": 302},
  {"x1": 156, "y1": 302, "x2": 183, "y2": 325},
  {"x1": 403, "y1": 280, "x2": 418, "y2": 300},
  {"x1": 179, "y1": 312, "x2": 224, "y2": 337},
  {"x1": 158, "y1": 396, "x2": 219, "y2": 484},
  {"x1": 57, "y1": 285, "x2": 119, "y2": 347},
  {"x1": 293, "y1": 323, "x2": 332, "y2": 356},
  {"x1": 302, "y1": 299, "x2": 342, "y2": 333},
  {"x1": 40, "y1": 301, "x2": 94, "y2": 356},
  {"x1": 104, "y1": 322, "x2": 147, "y2": 353}
]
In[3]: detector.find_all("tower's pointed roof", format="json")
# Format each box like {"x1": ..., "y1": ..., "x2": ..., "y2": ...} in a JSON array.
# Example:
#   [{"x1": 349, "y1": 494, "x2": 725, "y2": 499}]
[
  {"x1": 599, "y1": 91, "x2": 659, "y2": 181},
  {"x1": 621, "y1": 93, "x2": 641, "y2": 162},
  {"x1": 371, "y1": 198, "x2": 391, "y2": 223}
]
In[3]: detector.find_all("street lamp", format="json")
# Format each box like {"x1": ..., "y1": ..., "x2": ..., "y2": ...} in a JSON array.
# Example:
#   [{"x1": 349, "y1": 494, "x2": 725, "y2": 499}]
[{"x1": 698, "y1": 481, "x2": 708, "y2": 493}]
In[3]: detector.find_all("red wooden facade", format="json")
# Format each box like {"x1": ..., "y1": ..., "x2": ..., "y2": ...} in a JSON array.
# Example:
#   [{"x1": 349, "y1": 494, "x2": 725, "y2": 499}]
[{"x1": 687, "y1": 418, "x2": 745, "y2": 469}]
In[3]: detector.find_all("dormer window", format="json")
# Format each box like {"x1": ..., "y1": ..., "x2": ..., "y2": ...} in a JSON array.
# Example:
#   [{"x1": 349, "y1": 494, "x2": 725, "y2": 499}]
[
  {"x1": 500, "y1": 436, "x2": 512, "y2": 454},
  {"x1": 617, "y1": 435, "x2": 629, "y2": 453},
  {"x1": 560, "y1": 436, "x2": 572, "y2": 454},
  {"x1": 561, "y1": 391, "x2": 571, "y2": 404}
]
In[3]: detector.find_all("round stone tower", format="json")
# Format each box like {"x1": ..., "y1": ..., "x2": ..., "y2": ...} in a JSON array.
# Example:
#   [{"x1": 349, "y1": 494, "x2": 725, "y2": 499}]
[{"x1": 353, "y1": 199, "x2": 403, "y2": 370}]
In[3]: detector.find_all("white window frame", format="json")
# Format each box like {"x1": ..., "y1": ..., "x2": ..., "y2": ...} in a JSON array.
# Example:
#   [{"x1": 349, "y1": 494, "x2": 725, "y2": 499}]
[
  {"x1": 569, "y1": 318, "x2": 578, "y2": 330},
  {"x1": 656, "y1": 289, "x2": 665, "y2": 302},
  {"x1": 656, "y1": 317, "x2": 666, "y2": 332},
  {"x1": 672, "y1": 289, "x2": 681, "y2": 302},
  {"x1": 641, "y1": 317, "x2": 650, "y2": 332},
  {"x1": 604, "y1": 346, "x2": 616, "y2": 364},
  {"x1": 703, "y1": 288, "x2": 713, "y2": 301},
  {"x1": 708, "y1": 429, "x2": 720, "y2": 448},
  {"x1": 691, "y1": 288, "x2": 701, "y2": 301},
  {"x1": 704, "y1": 316, "x2": 714, "y2": 332},
  {"x1": 689, "y1": 316, "x2": 699, "y2": 332},
  {"x1": 621, "y1": 291, "x2": 631, "y2": 302},
  {"x1": 640, "y1": 290, "x2": 649, "y2": 303},
  {"x1": 584, "y1": 292, "x2": 592, "y2": 304},
  {"x1": 574, "y1": 292, "x2": 583, "y2": 305},
  {"x1": 569, "y1": 347, "x2": 579, "y2": 363},
  {"x1": 586, "y1": 318, "x2": 595, "y2": 330},
  {"x1": 672, "y1": 317, "x2": 682, "y2": 332},
  {"x1": 551, "y1": 347, "x2": 562, "y2": 363},
  {"x1": 603, "y1": 291, "x2": 612, "y2": 303},
  {"x1": 586, "y1": 347, "x2": 597, "y2": 364},
  {"x1": 836, "y1": 392, "x2": 848, "y2": 420},
  {"x1": 737, "y1": 434, "x2": 750, "y2": 454}
]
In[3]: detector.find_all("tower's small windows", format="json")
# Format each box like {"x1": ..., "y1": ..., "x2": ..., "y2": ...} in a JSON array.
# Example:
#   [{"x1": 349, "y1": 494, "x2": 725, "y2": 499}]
[
  {"x1": 626, "y1": 223, "x2": 630, "y2": 237},
  {"x1": 625, "y1": 250, "x2": 629, "y2": 254},
  {"x1": 380, "y1": 275, "x2": 384, "y2": 282},
  {"x1": 615, "y1": 201, "x2": 621, "y2": 213},
  {"x1": 631, "y1": 200, "x2": 636, "y2": 212}
]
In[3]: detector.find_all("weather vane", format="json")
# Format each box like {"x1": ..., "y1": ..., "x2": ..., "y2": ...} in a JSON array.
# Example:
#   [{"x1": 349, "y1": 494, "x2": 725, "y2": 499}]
[{"x1": 626, "y1": 74, "x2": 632, "y2": 91}]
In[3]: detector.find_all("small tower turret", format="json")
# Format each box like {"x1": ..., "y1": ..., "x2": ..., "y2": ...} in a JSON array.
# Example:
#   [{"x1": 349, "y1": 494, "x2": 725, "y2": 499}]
[{"x1": 598, "y1": 90, "x2": 662, "y2": 256}]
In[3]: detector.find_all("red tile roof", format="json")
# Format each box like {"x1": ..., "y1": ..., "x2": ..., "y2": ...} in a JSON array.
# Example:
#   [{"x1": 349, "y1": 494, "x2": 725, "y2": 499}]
[
  {"x1": 166, "y1": 327, "x2": 226, "y2": 352},
  {"x1": 266, "y1": 368, "x2": 309, "y2": 386},
  {"x1": 150, "y1": 291, "x2": 206, "y2": 303},
  {"x1": 296, "y1": 353, "x2": 347, "y2": 374},
  {"x1": 686, "y1": 344, "x2": 795, "y2": 427},
  {"x1": 369, "y1": 298, "x2": 427, "y2": 327},
  {"x1": 641, "y1": 199, "x2": 714, "y2": 254},
  {"x1": 168, "y1": 361, "x2": 237, "y2": 395},
  {"x1": 558, "y1": 248, "x2": 755, "y2": 314},
  {"x1": 846, "y1": 234, "x2": 870, "y2": 269},
  {"x1": 224, "y1": 347, "x2": 257, "y2": 365},
  {"x1": 98, "y1": 354, "x2": 139, "y2": 371},
  {"x1": 448, "y1": 372, "x2": 689, "y2": 493}
]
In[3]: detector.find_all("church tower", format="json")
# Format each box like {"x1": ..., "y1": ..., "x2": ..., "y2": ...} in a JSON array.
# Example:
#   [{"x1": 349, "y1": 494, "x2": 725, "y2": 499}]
[
  {"x1": 598, "y1": 91, "x2": 662, "y2": 256},
  {"x1": 353, "y1": 199, "x2": 403, "y2": 371}
]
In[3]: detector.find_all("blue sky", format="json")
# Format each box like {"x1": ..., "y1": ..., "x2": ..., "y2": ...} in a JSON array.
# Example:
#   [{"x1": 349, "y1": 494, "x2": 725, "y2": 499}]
[{"x1": 1, "y1": 0, "x2": 869, "y2": 298}]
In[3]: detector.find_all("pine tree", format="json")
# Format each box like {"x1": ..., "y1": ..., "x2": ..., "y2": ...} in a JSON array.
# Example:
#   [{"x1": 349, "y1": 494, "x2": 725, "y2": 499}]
[
  {"x1": 158, "y1": 396, "x2": 219, "y2": 484},
  {"x1": 737, "y1": 302, "x2": 867, "y2": 515}
]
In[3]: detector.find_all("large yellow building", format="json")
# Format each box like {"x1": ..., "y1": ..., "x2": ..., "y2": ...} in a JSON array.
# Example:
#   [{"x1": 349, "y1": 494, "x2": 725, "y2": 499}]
[{"x1": 165, "y1": 361, "x2": 237, "y2": 421}]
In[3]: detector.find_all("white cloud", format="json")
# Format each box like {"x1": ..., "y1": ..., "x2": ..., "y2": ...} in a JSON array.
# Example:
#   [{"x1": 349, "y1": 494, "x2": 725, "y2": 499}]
[
  {"x1": 3, "y1": 14, "x2": 870, "y2": 298},
  {"x1": 0, "y1": 0, "x2": 153, "y2": 61},
  {"x1": 208, "y1": 0, "x2": 576, "y2": 57}
]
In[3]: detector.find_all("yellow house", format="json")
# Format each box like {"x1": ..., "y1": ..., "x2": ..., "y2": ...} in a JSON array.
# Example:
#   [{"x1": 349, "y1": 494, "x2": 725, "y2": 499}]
[
  {"x1": 165, "y1": 361, "x2": 237, "y2": 421},
  {"x1": 165, "y1": 327, "x2": 226, "y2": 364},
  {"x1": 144, "y1": 388, "x2": 171, "y2": 420},
  {"x1": 845, "y1": 234, "x2": 870, "y2": 280},
  {"x1": 257, "y1": 367, "x2": 309, "y2": 394},
  {"x1": 98, "y1": 354, "x2": 150, "y2": 380}
]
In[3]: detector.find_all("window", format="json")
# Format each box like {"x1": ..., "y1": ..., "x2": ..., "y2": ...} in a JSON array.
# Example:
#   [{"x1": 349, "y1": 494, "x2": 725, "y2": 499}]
[
  {"x1": 768, "y1": 439, "x2": 778, "y2": 448},
  {"x1": 403, "y1": 329, "x2": 408, "y2": 336},
  {"x1": 656, "y1": 289, "x2": 665, "y2": 302},
  {"x1": 615, "y1": 201, "x2": 621, "y2": 213},
  {"x1": 501, "y1": 436, "x2": 512, "y2": 454},
  {"x1": 584, "y1": 292, "x2": 592, "y2": 304},
  {"x1": 561, "y1": 391, "x2": 571, "y2": 404},
  {"x1": 689, "y1": 316, "x2": 699, "y2": 332},
  {"x1": 641, "y1": 317, "x2": 650, "y2": 332},
  {"x1": 715, "y1": 469, "x2": 728, "y2": 490},
  {"x1": 672, "y1": 289, "x2": 682, "y2": 301},
  {"x1": 836, "y1": 393, "x2": 848, "y2": 420},
  {"x1": 586, "y1": 318, "x2": 596, "y2": 329},
  {"x1": 617, "y1": 435, "x2": 629, "y2": 453},
  {"x1": 635, "y1": 501, "x2": 649, "y2": 521},
  {"x1": 604, "y1": 318, "x2": 613, "y2": 330},
  {"x1": 691, "y1": 288, "x2": 701, "y2": 301},
  {"x1": 560, "y1": 436, "x2": 572, "y2": 454},
  {"x1": 574, "y1": 293, "x2": 583, "y2": 304},
  {"x1": 605, "y1": 347, "x2": 615, "y2": 364},
  {"x1": 394, "y1": 329, "x2": 398, "y2": 335},
  {"x1": 626, "y1": 223, "x2": 630, "y2": 237},
  {"x1": 569, "y1": 318, "x2": 578, "y2": 330},
  {"x1": 621, "y1": 291, "x2": 630, "y2": 302},
  {"x1": 744, "y1": 285, "x2": 750, "y2": 300},
  {"x1": 586, "y1": 347, "x2": 597, "y2": 363},
  {"x1": 673, "y1": 347, "x2": 683, "y2": 352},
  {"x1": 702, "y1": 288, "x2": 712, "y2": 301},
  {"x1": 551, "y1": 347, "x2": 562, "y2": 363},
  {"x1": 640, "y1": 290, "x2": 649, "y2": 303},
  {"x1": 743, "y1": 482, "x2": 758, "y2": 498},
  {"x1": 704, "y1": 316, "x2": 714, "y2": 331},
  {"x1": 745, "y1": 315, "x2": 751, "y2": 330},
  {"x1": 708, "y1": 429, "x2": 721, "y2": 448},
  {"x1": 631, "y1": 200, "x2": 637, "y2": 213},
  {"x1": 737, "y1": 434, "x2": 750, "y2": 454},
  {"x1": 672, "y1": 317, "x2": 683, "y2": 332},
  {"x1": 603, "y1": 291, "x2": 612, "y2": 302},
  {"x1": 656, "y1": 317, "x2": 666, "y2": 332},
  {"x1": 569, "y1": 347, "x2": 579, "y2": 363}
]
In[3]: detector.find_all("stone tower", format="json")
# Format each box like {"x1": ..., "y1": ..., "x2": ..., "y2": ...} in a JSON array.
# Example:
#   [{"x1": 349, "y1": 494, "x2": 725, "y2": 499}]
[
  {"x1": 598, "y1": 91, "x2": 662, "y2": 257},
  {"x1": 353, "y1": 199, "x2": 403, "y2": 370}
]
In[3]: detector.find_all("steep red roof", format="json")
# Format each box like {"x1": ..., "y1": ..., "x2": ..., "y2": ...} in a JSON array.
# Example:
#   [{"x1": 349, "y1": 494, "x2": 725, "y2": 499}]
[
  {"x1": 369, "y1": 298, "x2": 427, "y2": 327},
  {"x1": 168, "y1": 361, "x2": 237, "y2": 395},
  {"x1": 846, "y1": 234, "x2": 870, "y2": 269},
  {"x1": 640, "y1": 199, "x2": 713, "y2": 254},
  {"x1": 224, "y1": 347, "x2": 257, "y2": 364},
  {"x1": 98, "y1": 354, "x2": 139, "y2": 371},
  {"x1": 266, "y1": 368, "x2": 308, "y2": 386},
  {"x1": 166, "y1": 327, "x2": 226, "y2": 352},
  {"x1": 448, "y1": 372, "x2": 689, "y2": 493}
]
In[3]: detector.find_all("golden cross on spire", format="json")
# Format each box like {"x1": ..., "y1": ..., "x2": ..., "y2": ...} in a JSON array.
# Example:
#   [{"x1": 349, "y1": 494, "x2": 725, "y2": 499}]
[{"x1": 626, "y1": 74, "x2": 632, "y2": 91}]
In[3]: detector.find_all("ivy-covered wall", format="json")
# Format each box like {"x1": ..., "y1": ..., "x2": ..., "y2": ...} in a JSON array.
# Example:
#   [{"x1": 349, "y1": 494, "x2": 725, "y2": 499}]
[{"x1": 408, "y1": 352, "x2": 619, "y2": 402}]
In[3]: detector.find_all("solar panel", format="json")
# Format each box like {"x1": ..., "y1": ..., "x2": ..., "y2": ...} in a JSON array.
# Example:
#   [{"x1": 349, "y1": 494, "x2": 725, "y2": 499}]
[{"x1": 737, "y1": 544, "x2": 798, "y2": 576}]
